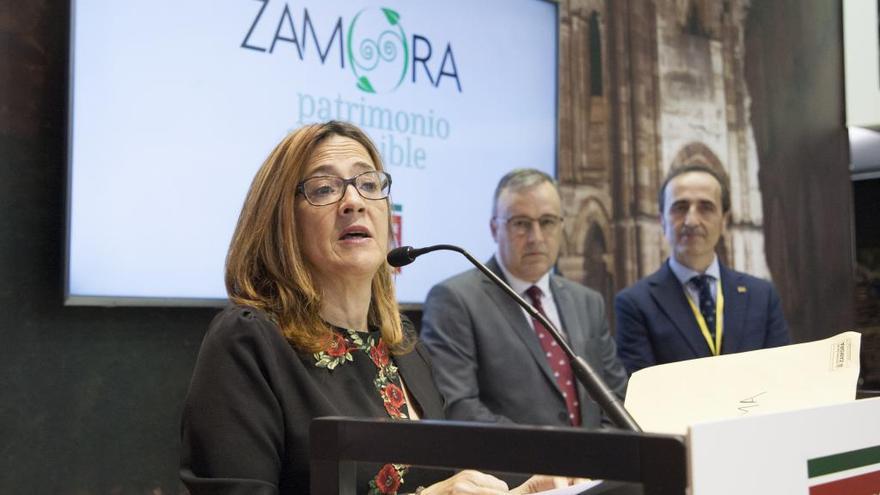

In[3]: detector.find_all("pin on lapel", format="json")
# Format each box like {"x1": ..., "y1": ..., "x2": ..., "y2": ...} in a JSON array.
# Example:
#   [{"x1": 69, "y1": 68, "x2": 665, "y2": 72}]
[{"x1": 737, "y1": 286, "x2": 747, "y2": 293}]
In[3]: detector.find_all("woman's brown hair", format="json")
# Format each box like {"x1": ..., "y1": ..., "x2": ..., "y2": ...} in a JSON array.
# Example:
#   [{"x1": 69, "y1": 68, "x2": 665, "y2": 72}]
[{"x1": 225, "y1": 121, "x2": 409, "y2": 354}]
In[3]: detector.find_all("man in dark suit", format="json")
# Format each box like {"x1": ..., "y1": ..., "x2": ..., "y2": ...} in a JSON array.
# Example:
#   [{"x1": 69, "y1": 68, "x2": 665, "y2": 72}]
[
  {"x1": 614, "y1": 163, "x2": 790, "y2": 376},
  {"x1": 421, "y1": 169, "x2": 628, "y2": 428}
]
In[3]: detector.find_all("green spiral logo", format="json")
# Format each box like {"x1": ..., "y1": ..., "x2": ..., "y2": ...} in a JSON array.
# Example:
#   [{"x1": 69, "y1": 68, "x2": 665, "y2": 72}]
[{"x1": 347, "y1": 8, "x2": 409, "y2": 94}]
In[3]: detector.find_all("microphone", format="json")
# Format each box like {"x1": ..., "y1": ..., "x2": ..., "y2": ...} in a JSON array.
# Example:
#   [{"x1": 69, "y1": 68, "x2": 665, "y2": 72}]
[
  {"x1": 388, "y1": 244, "x2": 641, "y2": 432},
  {"x1": 387, "y1": 244, "x2": 460, "y2": 268}
]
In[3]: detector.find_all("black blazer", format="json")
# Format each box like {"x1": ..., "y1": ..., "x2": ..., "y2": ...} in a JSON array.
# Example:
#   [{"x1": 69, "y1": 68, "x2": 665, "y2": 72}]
[{"x1": 180, "y1": 305, "x2": 447, "y2": 494}]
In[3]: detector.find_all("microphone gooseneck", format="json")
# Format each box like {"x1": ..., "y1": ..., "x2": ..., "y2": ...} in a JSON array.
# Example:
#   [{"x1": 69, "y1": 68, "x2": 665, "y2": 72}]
[{"x1": 386, "y1": 244, "x2": 641, "y2": 432}]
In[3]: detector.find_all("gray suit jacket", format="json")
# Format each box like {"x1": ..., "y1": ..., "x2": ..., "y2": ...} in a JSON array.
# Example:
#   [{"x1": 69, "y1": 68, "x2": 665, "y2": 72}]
[{"x1": 420, "y1": 257, "x2": 628, "y2": 428}]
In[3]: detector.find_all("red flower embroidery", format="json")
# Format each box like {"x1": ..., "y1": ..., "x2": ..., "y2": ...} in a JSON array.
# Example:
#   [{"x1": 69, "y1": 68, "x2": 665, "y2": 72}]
[
  {"x1": 326, "y1": 333, "x2": 349, "y2": 357},
  {"x1": 374, "y1": 464, "x2": 402, "y2": 494},
  {"x1": 370, "y1": 340, "x2": 390, "y2": 367},
  {"x1": 383, "y1": 383, "x2": 405, "y2": 409},
  {"x1": 384, "y1": 403, "x2": 402, "y2": 417}
]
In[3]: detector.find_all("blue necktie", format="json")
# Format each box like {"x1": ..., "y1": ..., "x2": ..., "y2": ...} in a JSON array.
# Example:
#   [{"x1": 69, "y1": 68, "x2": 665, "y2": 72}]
[{"x1": 691, "y1": 275, "x2": 716, "y2": 338}]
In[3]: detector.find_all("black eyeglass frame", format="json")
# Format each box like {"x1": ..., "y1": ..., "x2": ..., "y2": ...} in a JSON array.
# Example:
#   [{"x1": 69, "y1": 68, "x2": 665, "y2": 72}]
[{"x1": 295, "y1": 170, "x2": 393, "y2": 206}]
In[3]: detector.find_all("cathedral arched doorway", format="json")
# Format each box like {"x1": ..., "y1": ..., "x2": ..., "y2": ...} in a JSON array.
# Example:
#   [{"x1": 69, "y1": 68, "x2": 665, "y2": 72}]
[{"x1": 584, "y1": 222, "x2": 614, "y2": 324}]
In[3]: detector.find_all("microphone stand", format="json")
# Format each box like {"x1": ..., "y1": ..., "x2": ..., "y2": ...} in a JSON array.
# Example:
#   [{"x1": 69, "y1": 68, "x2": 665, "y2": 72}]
[{"x1": 395, "y1": 245, "x2": 641, "y2": 432}]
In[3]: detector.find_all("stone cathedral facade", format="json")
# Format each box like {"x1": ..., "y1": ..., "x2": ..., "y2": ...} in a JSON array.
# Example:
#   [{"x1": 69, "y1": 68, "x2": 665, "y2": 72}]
[{"x1": 556, "y1": 0, "x2": 769, "y2": 314}]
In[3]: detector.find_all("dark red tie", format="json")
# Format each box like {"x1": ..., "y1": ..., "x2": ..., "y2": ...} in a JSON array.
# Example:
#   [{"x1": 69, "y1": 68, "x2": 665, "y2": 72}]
[{"x1": 525, "y1": 286, "x2": 581, "y2": 426}]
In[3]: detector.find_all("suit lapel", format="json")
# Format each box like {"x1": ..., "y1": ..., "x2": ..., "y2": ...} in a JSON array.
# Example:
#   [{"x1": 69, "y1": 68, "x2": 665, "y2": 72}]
[
  {"x1": 550, "y1": 277, "x2": 584, "y2": 351},
  {"x1": 394, "y1": 344, "x2": 445, "y2": 419},
  {"x1": 551, "y1": 276, "x2": 600, "y2": 424},
  {"x1": 648, "y1": 262, "x2": 711, "y2": 358},
  {"x1": 720, "y1": 265, "x2": 748, "y2": 354},
  {"x1": 482, "y1": 258, "x2": 561, "y2": 392}
]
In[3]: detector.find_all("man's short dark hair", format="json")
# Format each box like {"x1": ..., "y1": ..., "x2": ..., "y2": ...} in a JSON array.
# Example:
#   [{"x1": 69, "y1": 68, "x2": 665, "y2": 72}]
[
  {"x1": 492, "y1": 168, "x2": 558, "y2": 216},
  {"x1": 658, "y1": 163, "x2": 731, "y2": 214}
]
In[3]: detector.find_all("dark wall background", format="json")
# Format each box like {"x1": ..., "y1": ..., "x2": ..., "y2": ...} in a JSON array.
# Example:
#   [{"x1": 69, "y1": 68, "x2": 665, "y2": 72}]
[
  {"x1": 0, "y1": 1, "x2": 863, "y2": 493},
  {"x1": 1, "y1": 3, "x2": 214, "y2": 494}
]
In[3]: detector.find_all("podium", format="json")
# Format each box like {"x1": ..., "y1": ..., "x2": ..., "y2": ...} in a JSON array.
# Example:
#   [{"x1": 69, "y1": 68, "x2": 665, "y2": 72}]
[
  {"x1": 310, "y1": 397, "x2": 880, "y2": 494},
  {"x1": 310, "y1": 418, "x2": 687, "y2": 494}
]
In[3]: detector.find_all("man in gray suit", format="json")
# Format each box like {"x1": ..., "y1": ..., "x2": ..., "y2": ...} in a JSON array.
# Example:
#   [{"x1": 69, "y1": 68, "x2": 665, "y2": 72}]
[{"x1": 421, "y1": 169, "x2": 627, "y2": 428}]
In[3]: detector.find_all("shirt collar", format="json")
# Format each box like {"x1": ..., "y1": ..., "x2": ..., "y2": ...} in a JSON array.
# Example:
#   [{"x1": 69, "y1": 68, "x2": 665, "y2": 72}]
[
  {"x1": 668, "y1": 255, "x2": 721, "y2": 285},
  {"x1": 496, "y1": 254, "x2": 552, "y2": 298}
]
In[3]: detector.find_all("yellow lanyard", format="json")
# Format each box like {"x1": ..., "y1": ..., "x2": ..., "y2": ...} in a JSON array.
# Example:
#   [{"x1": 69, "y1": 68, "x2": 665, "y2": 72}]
[{"x1": 684, "y1": 278, "x2": 724, "y2": 356}]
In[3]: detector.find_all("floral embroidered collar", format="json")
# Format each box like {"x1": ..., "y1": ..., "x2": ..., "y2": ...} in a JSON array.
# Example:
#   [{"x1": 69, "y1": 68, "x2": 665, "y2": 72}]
[
  {"x1": 314, "y1": 327, "x2": 407, "y2": 418},
  {"x1": 313, "y1": 327, "x2": 410, "y2": 494}
]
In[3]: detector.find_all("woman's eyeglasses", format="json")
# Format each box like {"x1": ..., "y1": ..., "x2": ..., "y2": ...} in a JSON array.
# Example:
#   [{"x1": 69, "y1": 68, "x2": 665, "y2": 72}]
[{"x1": 296, "y1": 170, "x2": 392, "y2": 206}]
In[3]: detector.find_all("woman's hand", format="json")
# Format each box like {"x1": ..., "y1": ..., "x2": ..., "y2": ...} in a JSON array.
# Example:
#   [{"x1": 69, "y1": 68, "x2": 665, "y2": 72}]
[
  {"x1": 419, "y1": 469, "x2": 510, "y2": 494},
  {"x1": 509, "y1": 475, "x2": 588, "y2": 494}
]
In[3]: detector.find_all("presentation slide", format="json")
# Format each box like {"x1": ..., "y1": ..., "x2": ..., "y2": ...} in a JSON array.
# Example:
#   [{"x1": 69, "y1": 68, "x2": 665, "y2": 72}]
[{"x1": 67, "y1": 0, "x2": 558, "y2": 305}]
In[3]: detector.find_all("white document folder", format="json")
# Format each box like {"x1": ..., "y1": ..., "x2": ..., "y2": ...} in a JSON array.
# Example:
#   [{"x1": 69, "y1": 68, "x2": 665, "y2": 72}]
[{"x1": 624, "y1": 331, "x2": 862, "y2": 435}]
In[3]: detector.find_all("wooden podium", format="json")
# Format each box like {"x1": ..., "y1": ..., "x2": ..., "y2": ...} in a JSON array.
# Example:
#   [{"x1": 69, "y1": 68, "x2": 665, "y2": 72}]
[
  {"x1": 310, "y1": 418, "x2": 686, "y2": 494},
  {"x1": 310, "y1": 398, "x2": 880, "y2": 494}
]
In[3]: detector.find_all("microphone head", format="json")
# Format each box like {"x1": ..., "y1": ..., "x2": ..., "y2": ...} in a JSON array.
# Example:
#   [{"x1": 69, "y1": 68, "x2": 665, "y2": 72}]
[{"x1": 387, "y1": 246, "x2": 417, "y2": 268}]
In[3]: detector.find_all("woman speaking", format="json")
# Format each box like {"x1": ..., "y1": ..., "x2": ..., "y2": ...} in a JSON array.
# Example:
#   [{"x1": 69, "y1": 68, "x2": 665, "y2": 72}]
[{"x1": 179, "y1": 121, "x2": 572, "y2": 494}]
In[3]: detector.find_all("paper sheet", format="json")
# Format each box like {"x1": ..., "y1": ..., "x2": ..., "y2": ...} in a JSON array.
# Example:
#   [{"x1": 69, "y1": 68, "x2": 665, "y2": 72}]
[
  {"x1": 532, "y1": 479, "x2": 604, "y2": 494},
  {"x1": 624, "y1": 331, "x2": 861, "y2": 435}
]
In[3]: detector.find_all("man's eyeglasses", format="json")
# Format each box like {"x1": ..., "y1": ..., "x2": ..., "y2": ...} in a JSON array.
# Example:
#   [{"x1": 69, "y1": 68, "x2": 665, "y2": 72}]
[
  {"x1": 495, "y1": 215, "x2": 564, "y2": 236},
  {"x1": 296, "y1": 170, "x2": 392, "y2": 206}
]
